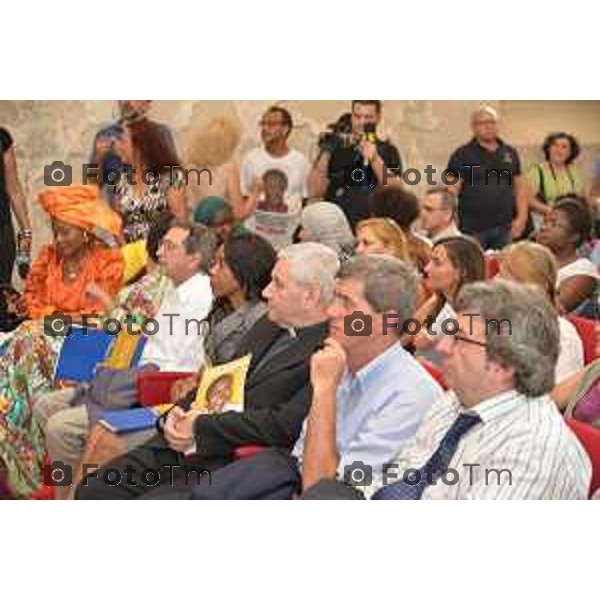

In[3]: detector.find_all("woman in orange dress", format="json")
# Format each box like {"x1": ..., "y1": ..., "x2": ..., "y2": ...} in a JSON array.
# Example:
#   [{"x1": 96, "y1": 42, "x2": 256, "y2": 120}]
[{"x1": 0, "y1": 185, "x2": 124, "y2": 497}]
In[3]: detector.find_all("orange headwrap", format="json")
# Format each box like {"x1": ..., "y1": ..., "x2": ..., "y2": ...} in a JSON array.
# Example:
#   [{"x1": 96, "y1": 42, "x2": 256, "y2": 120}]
[{"x1": 39, "y1": 185, "x2": 122, "y2": 247}]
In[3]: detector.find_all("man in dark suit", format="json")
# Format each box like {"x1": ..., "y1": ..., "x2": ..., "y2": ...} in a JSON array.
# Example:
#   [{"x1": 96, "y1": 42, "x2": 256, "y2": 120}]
[{"x1": 75, "y1": 242, "x2": 340, "y2": 499}]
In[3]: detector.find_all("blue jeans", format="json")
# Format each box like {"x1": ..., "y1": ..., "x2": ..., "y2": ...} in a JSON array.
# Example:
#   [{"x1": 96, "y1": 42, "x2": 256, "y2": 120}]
[{"x1": 470, "y1": 224, "x2": 512, "y2": 251}]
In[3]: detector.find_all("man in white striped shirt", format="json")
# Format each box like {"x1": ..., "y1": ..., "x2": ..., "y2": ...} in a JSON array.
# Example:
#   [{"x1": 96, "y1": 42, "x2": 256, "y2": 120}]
[{"x1": 304, "y1": 280, "x2": 592, "y2": 500}]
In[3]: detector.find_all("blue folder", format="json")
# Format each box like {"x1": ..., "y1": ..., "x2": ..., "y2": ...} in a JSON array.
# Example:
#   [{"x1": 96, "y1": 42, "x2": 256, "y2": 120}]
[
  {"x1": 54, "y1": 326, "x2": 114, "y2": 382},
  {"x1": 98, "y1": 407, "x2": 158, "y2": 434}
]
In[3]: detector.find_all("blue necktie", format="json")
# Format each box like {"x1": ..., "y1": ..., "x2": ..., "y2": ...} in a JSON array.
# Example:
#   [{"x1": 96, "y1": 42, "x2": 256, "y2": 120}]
[{"x1": 372, "y1": 413, "x2": 482, "y2": 500}]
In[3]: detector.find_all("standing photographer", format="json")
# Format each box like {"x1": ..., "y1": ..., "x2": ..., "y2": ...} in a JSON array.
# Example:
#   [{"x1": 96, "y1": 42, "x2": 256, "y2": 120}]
[{"x1": 308, "y1": 101, "x2": 403, "y2": 228}]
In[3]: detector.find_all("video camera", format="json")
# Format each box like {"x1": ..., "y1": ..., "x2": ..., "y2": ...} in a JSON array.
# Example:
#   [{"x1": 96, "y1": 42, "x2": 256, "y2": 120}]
[
  {"x1": 317, "y1": 113, "x2": 357, "y2": 154},
  {"x1": 317, "y1": 113, "x2": 379, "y2": 155}
]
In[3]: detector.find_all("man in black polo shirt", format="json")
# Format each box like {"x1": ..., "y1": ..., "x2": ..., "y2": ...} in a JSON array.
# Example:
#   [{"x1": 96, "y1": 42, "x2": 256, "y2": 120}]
[
  {"x1": 447, "y1": 106, "x2": 528, "y2": 250},
  {"x1": 308, "y1": 100, "x2": 403, "y2": 229}
]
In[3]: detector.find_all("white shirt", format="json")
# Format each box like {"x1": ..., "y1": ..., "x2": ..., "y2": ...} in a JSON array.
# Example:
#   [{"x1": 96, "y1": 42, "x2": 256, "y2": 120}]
[
  {"x1": 140, "y1": 272, "x2": 213, "y2": 373},
  {"x1": 240, "y1": 146, "x2": 310, "y2": 198},
  {"x1": 557, "y1": 258, "x2": 598, "y2": 287},
  {"x1": 430, "y1": 223, "x2": 461, "y2": 243},
  {"x1": 247, "y1": 193, "x2": 304, "y2": 250},
  {"x1": 360, "y1": 389, "x2": 591, "y2": 499},
  {"x1": 556, "y1": 316, "x2": 585, "y2": 384}
]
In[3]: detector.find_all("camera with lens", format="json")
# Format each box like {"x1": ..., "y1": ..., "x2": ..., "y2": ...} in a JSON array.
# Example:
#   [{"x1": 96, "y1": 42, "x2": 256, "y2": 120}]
[{"x1": 317, "y1": 112, "x2": 358, "y2": 154}]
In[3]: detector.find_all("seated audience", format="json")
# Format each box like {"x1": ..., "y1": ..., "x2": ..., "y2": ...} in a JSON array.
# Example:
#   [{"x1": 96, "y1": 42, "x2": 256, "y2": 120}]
[
  {"x1": 193, "y1": 195, "x2": 241, "y2": 244},
  {"x1": 296, "y1": 201, "x2": 355, "y2": 262},
  {"x1": 206, "y1": 232, "x2": 277, "y2": 364},
  {"x1": 32, "y1": 222, "x2": 216, "y2": 497},
  {"x1": 0, "y1": 185, "x2": 125, "y2": 497},
  {"x1": 537, "y1": 197, "x2": 598, "y2": 315},
  {"x1": 304, "y1": 281, "x2": 591, "y2": 499},
  {"x1": 412, "y1": 236, "x2": 485, "y2": 361},
  {"x1": 24, "y1": 185, "x2": 124, "y2": 319},
  {"x1": 355, "y1": 218, "x2": 411, "y2": 262},
  {"x1": 75, "y1": 242, "x2": 339, "y2": 499},
  {"x1": 552, "y1": 321, "x2": 600, "y2": 426},
  {"x1": 298, "y1": 255, "x2": 445, "y2": 491},
  {"x1": 368, "y1": 187, "x2": 431, "y2": 272},
  {"x1": 419, "y1": 187, "x2": 461, "y2": 242},
  {"x1": 183, "y1": 255, "x2": 446, "y2": 500},
  {"x1": 497, "y1": 241, "x2": 584, "y2": 383}
]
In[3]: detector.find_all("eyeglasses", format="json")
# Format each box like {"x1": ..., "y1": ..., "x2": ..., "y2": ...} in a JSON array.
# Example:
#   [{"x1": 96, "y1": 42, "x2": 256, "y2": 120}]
[
  {"x1": 259, "y1": 119, "x2": 285, "y2": 128},
  {"x1": 159, "y1": 239, "x2": 184, "y2": 252},
  {"x1": 421, "y1": 205, "x2": 449, "y2": 213},
  {"x1": 449, "y1": 333, "x2": 488, "y2": 349}
]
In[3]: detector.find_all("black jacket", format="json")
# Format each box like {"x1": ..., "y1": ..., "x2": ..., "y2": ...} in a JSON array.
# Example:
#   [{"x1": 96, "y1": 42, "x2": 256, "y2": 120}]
[{"x1": 179, "y1": 315, "x2": 328, "y2": 461}]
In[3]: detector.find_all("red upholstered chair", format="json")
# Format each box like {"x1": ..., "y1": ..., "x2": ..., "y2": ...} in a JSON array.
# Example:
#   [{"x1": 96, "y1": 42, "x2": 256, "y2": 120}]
[
  {"x1": 137, "y1": 371, "x2": 192, "y2": 406},
  {"x1": 566, "y1": 418, "x2": 600, "y2": 498},
  {"x1": 137, "y1": 371, "x2": 266, "y2": 460},
  {"x1": 485, "y1": 255, "x2": 501, "y2": 280},
  {"x1": 566, "y1": 316, "x2": 597, "y2": 366},
  {"x1": 421, "y1": 360, "x2": 448, "y2": 391}
]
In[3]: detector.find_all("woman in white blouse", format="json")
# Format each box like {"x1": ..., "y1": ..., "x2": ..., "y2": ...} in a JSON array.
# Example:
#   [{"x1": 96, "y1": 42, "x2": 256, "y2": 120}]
[
  {"x1": 497, "y1": 241, "x2": 584, "y2": 384},
  {"x1": 537, "y1": 196, "x2": 598, "y2": 315}
]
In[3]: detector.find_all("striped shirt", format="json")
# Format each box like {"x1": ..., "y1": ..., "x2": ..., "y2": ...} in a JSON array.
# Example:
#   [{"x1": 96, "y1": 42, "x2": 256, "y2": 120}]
[{"x1": 361, "y1": 389, "x2": 591, "y2": 499}]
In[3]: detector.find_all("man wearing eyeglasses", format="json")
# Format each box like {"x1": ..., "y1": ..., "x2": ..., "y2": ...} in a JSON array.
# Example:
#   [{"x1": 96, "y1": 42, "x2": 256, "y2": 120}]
[
  {"x1": 240, "y1": 106, "x2": 309, "y2": 199},
  {"x1": 34, "y1": 222, "x2": 216, "y2": 496},
  {"x1": 419, "y1": 186, "x2": 461, "y2": 242},
  {"x1": 303, "y1": 280, "x2": 591, "y2": 500},
  {"x1": 447, "y1": 106, "x2": 528, "y2": 250},
  {"x1": 239, "y1": 106, "x2": 310, "y2": 248}
]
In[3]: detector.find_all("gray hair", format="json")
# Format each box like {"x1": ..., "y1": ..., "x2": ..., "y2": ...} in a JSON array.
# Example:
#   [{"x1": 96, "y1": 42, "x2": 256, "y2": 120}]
[
  {"x1": 278, "y1": 242, "x2": 340, "y2": 304},
  {"x1": 337, "y1": 254, "x2": 419, "y2": 325},
  {"x1": 300, "y1": 202, "x2": 355, "y2": 256},
  {"x1": 171, "y1": 220, "x2": 217, "y2": 272},
  {"x1": 426, "y1": 186, "x2": 457, "y2": 215},
  {"x1": 455, "y1": 280, "x2": 560, "y2": 397},
  {"x1": 471, "y1": 105, "x2": 498, "y2": 121}
]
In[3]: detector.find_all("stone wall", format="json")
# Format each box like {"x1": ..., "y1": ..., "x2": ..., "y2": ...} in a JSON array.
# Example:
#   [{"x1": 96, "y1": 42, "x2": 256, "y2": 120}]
[{"x1": 1, "y1": 100, "x2": 599, "y2": 256}]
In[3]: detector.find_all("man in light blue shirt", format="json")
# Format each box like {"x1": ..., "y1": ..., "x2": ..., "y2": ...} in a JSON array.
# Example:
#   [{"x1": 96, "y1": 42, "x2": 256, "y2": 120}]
[{"x1": 298, "y1": 254, "x2": 445, "y2": 490}]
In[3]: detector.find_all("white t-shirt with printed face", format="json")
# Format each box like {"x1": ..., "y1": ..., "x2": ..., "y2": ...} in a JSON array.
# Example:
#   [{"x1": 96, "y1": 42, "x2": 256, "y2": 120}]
[
  {"x1": 240, "y1": 146, "x2": 310, "y2": 198},
  {"x1": 247, "y1": 194, "x2": 303, "y2": 250},
  {"x1": 240, "y1": 146, "x2": 310, "y2": 249}
]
